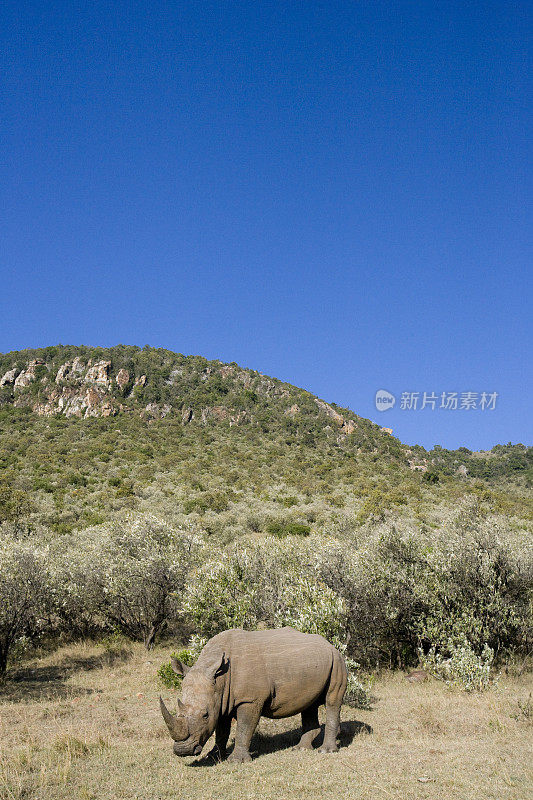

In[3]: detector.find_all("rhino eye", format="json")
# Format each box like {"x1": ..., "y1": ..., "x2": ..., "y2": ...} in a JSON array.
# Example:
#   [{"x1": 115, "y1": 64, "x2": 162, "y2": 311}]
[{"x1": 202, "y1": 711, "x2": 209, "y2": 719}]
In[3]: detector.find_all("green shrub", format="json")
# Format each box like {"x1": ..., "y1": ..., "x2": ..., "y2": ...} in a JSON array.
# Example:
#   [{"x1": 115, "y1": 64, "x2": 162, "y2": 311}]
[
  {"x1": 420, "y1": 640, "x2": 496, "y2": 692},
  {"x1": 266, "y1": 521, "x2": 311, "y2": 537},
  {"x1": 344, "y1": 658, "x2": 374, "y2": 709},
  {"x1": 157, "y1": 635, "x2": 207, "y2": 689}
]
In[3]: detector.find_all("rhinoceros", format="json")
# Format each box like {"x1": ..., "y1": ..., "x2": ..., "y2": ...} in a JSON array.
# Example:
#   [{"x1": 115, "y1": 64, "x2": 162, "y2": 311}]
[{"x1": 159, "y1": 626, "x2": 348, "y2": 763}]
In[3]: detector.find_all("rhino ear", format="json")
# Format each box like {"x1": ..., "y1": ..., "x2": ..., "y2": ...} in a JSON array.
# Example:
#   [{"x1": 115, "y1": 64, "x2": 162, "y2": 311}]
[
  {"x1": 171, "y1": 657, "x2": 191, "y2": 677},
  {"x1": 204, "y1": 652, "x2": 229, "y2": 682}
]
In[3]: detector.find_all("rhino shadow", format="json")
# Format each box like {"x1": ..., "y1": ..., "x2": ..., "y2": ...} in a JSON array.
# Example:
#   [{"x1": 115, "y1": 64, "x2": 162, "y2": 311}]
[{"x1": 190, "y1": 719, "x2": 372, "y2": 766}]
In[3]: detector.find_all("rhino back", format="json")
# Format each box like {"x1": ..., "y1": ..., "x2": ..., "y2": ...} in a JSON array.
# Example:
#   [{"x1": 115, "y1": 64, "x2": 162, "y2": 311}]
[{"x1": 223, "y1": 628, "x2": 337, "y2": 718}]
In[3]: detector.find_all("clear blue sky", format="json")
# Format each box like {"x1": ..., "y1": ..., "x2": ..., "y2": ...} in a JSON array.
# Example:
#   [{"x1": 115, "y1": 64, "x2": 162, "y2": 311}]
[{"x1": 1, "y1": 1, "x2": 531, "y2": 450}]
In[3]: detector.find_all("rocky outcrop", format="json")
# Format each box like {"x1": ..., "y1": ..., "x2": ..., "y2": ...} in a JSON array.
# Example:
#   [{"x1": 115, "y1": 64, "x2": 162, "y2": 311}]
[
  {"x1": 314, "y1": 399, "x2": 358, "y2": 436},
  {"x1": 84, "y1": 361, "x2": 111, "y2": 387},
  {"x1": 314, "y1": 399, "x2": 344, "y2": 426},
  {"x1": 0, "y1": 367, "x2": 18, "y2": 386},
  {"x1": 408, "y1": 460, "x2": 428, "y2": 472},
  {"x1": 3, "y1": 352, "x2": 362, "y2": 437},
  {"x1": 285, "y1": 404, "x2": 300, "y2": 417},
  {"x1": 199, "y1": 406, "x2": 248, "y2": 426},
  {"x1": 343, "y1": 419, "x2": 357, "y2": 435},
  {"x1": 166, "y1": 369, "x2": 182, "y2": 385},
  {"x1": 14, "y1": 359, "x2": 45, "y2": 389},
  {"x1": 115, "y1": 369, "x2": 130, "y2": 389},
  {"x1": 181, "y1": 407, "x2": 193, "y2": 424},
  {"x1": 143, "y1": 403, "x2": 172, "y2": 420},
  {"x1": 256, "y1": 375, "x2": 288, "y2": 398},
  {"x1": 201, "y1": 406, "x2": 228, "y2": 423},
  {"x1": 7, "y1": 356, "x2": 132, "y2": 418},
  {"x1": 55, "y1": 362, "x2": 72, "y2": 383}
]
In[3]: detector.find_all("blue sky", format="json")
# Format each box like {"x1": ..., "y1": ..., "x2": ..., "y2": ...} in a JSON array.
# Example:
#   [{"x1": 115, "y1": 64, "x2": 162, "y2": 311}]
[{"x1": 1, "y1": 1, "x2": 531, "y2": 450}]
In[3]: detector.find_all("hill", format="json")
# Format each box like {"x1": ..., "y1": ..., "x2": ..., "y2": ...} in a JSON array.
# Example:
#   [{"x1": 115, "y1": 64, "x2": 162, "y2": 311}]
[
  {"x1": 0, "y1": 344, "x2": 531, "y2": 537},
  {"x1": 0, "y1": 345, "x2": 531, "y2": 705}
]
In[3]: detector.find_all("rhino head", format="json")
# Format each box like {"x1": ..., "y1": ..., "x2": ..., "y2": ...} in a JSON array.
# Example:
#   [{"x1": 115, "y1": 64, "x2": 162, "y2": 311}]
[{"x1": 159, "y1": 652, "x2": 229, "y2": 757}]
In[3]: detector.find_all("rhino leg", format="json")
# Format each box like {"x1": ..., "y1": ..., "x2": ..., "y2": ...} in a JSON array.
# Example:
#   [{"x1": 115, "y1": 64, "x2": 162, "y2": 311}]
[
  {"x1": 318, "y1": 702, "x2": 341, "y2": 753},
  {"x1": 318, "y1": 651, "x2": 346, "y2": 754},
  {"x1": 227, "y1": 702, "x2": 262, "y2": 763},
  {"x1": 294, "y1": 703, "x2": 321, "y2": 749},
  {"x1": 206, "y1": 716, "x2": 232, "y2": 761}
]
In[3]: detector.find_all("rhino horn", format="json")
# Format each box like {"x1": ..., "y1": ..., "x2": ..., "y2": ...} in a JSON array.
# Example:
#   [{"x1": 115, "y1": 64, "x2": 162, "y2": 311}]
[{"x1": 159, "y1": 696, "x2": 189, "y2": 741}]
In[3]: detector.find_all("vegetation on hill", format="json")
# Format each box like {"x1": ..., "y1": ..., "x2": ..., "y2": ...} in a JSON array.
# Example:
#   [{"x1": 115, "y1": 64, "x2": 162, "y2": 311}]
[{"x1": 0, "y1": 345, "x2": 531, "y2": 680}]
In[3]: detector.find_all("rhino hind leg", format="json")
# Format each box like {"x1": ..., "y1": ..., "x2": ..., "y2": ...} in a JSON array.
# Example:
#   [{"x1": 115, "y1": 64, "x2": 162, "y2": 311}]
[
  {"x1": 294, "y1": 703, "x2": 321, "y2": 750},
  {"x1": 318, "y1": 702, "x2": 341, "y2": 753},
  {"x1": 227, "y1": 702, "x2": 262, "y2": 763},
  {"x1": 318, "y1": 651, "x2": 347, "y2": 754}
]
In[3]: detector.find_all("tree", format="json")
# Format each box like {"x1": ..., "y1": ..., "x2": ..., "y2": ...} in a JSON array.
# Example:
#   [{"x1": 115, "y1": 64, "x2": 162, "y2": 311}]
[
  {"x1": 0, "y1": 538, "x2": 48, "y2": 676},
  {"x1": 63, "y1": 514, "x2": 202, "y2": 648}
]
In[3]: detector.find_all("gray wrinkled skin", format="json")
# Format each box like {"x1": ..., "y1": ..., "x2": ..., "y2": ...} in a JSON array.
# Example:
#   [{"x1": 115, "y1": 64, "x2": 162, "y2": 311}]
[{"x1": 159, "y1": 627, "x2": 348, "y2": 763}]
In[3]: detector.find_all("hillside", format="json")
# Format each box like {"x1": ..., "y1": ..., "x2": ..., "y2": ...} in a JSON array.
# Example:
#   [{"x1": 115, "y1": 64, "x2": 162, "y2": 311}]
[
  {"x1": 1, "y1": 346, "x2": 531, "y2": 731},
  {"x1": 0, "y1": 345, "x2": 531, "y2": 537}
]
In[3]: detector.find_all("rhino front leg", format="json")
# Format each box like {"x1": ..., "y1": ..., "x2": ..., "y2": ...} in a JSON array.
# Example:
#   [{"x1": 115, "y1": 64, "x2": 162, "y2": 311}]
[
  {"x1": 227, "y1": 702, "x2": 262, "y2": 763},
  {"x1": 294, "y1": 703, "x2": 321, "y2": 749},
  {"x1": 206, "y1": 716, "x2": 232, "y2": 761},
  {"x1": 215, "y1": 716, "x2": 232, "y2": 759}
]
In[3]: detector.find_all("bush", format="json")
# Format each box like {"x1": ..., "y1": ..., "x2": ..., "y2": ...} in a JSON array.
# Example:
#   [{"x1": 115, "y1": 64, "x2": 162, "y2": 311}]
[
  {"x1": 326, "y1": 502, "x2": 533, "y2": 669},
  {"x1": 266, "y1": 521, "x2": 311, "y2": 537},
  {"x1": 420, "y1": 640, "x2": 496, "y2": 692},
  {"x1": 157, "y1": 634, "x2": 207, "y2": 689},
  {"x1": 52, "y1": 513, "x2": 202, "y2": 648},
  {"x1": 0, "y1": 537, "x2": 49, "y2": 675},
  {"x1": 344, "y1": 657, "x2": 374, "y2": 709}
]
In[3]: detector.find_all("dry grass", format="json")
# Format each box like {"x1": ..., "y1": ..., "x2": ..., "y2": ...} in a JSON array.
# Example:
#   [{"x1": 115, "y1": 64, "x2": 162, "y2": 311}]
[{"x1": 1, "y1": 642, "x2": 532, "y2": 800}]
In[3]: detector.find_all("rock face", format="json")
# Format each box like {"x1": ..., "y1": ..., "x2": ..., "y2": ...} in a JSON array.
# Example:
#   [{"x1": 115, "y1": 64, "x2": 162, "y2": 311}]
[
  {"x1": 0, "y1": 367, "x2": 18, "y2": 386},
  {"x1": 143, "y1": 403, "x2": 171, "y2": 420},
  {"x1": 55, "y1": 358, "x2": 87, "y2": 383},
  {"x1": 14, "y1": 359, "x2": 45, "y2": 389},
  {"x1": 344, "y1": 419, "x2": 357, "y2": 435},
  {"x1": 285, "y1": 404, "x2": 300, "y2": 417},
  {"x1": 314, "y1": 399, "x2": 358, "y2": 437},
  {"x1": 7, "y1": 358, "x2": 123, "y2": 418},
  {"x1": 84, "y1": 361, "x2": 111, "y2": 387},
  {"x1": 181, "y1": 407, "x2": 193, "y2": 423},
  {"x1": 1, "y1": 350, "x2": 367, "y2": 440},
  {"x1": 115, "y1": 369, "x2": 130, "y2": 388},
  {"x1": 314, "y1": 399, "x2": 345, "y2": 426},
  {"x1": 55, "y1": 362, "x2": 72, "y2": 383}
]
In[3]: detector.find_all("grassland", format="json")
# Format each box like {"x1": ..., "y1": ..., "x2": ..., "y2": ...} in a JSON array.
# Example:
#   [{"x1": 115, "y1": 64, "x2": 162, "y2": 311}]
[{"x1": 1, "y1": 642, "x2": 531, "y2": 800}]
